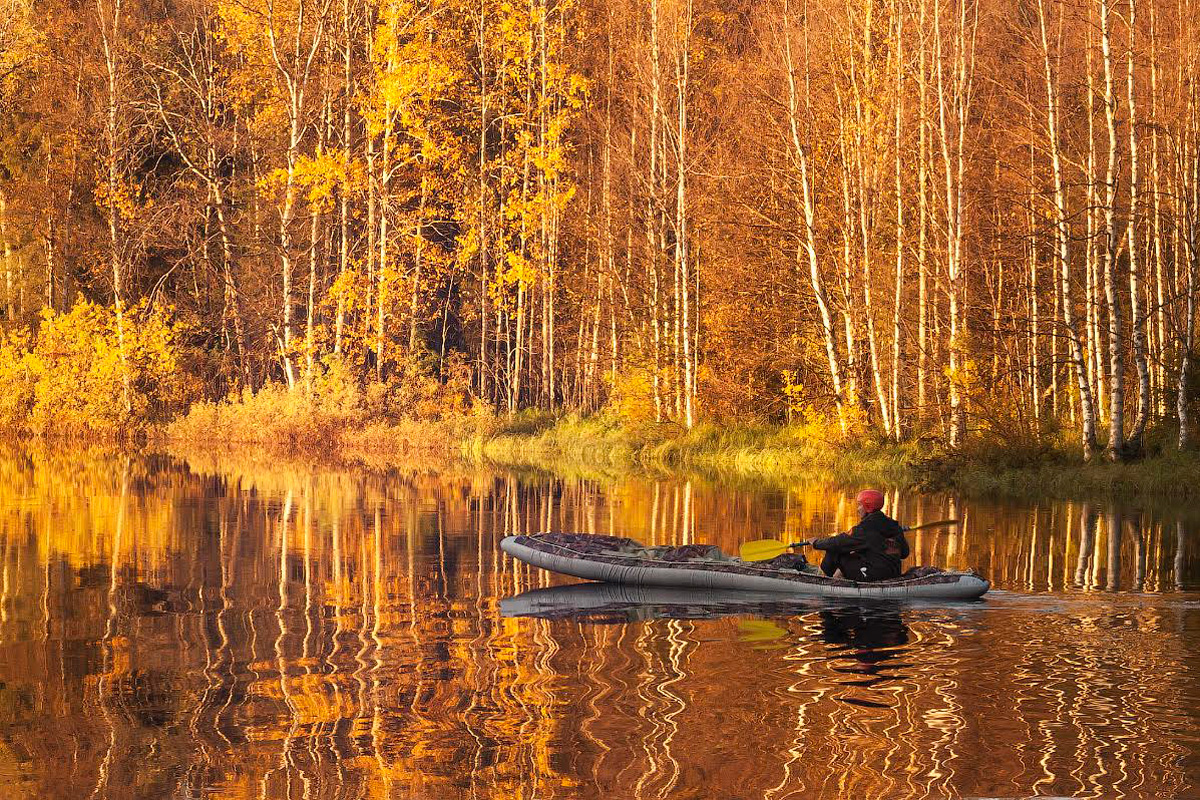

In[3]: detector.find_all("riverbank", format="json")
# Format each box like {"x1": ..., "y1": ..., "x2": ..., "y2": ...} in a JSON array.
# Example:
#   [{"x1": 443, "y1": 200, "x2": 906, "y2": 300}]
[
  {"x1": 473, "y1": 415, "x2": 1200, "y2": 499},
  {"x1": 468, "y1": 414, "x2": 919, "y2": 487},
  {"x1": 161, "y1": 391, "x2": 1200, "y2": 499}
]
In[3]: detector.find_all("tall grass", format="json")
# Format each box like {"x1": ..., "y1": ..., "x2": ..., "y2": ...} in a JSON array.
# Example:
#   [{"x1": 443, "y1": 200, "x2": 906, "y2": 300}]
[
  {"x1": 164, "y1": 368, "x2": 492, "y2": 461},
  {"x1": 930, "y1": 449, "x2": 1200, "y2": 499},
  {"x1": 165, "y1": 380, "x2": 1200, "y2": 500},
  {"x1": 476, "y1": 414, "x2": 918, "y2": 487}
]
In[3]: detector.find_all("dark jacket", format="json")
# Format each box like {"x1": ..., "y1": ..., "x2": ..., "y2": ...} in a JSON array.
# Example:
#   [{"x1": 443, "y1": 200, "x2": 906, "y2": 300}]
[{"x1": 811, "y1": 510, "x2": 910, "y2": 582}]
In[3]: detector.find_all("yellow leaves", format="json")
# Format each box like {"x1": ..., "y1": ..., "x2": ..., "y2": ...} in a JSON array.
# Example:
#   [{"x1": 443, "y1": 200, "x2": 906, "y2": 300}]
[
  {"x1": 0, "y1": 0, "x2": 42, "y2": 93},
  {"x1": 93, "y1": 175, "x2": 145, "y2": 223},
  {"x1": 944, "y1": 357, "x2": 979, "y2": 394},
  {"x1": 455, "y1": 224, "x2": 480, "y2": 266},
  {"x1": 567, "y1": 74, "x2": 589, "y2": 108},
  {"x1": 2, "y1": 300, "x2": 196, "y2": 436},
  {"x1": 781, "y1": 369, "x2": 813, "y2": 421},
  {"x1": 293, "y1": 151, "x2": 348, "y2": 211},
  {"x1": 502, "y1": 251, "x2": 538, "y2": 284}
]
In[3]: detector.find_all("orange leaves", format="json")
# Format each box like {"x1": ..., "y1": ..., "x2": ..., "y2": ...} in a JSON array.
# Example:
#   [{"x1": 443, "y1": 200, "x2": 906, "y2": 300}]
[{"x1": 93, "y1": 174, "x2": 148, "y2": 223}]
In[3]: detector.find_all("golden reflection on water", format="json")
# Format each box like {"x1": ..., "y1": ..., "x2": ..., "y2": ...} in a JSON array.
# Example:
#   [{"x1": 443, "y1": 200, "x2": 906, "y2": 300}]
[{"x1": 0, "y1": 448, "x2": 1197, "y2": 799}]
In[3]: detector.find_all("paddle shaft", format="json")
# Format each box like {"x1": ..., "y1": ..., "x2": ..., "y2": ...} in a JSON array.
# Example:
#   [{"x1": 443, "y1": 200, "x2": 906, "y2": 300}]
[
  {"x1": 791, "y1": 518, "x2": 955, "y2": 549},
  {"x1": 739, "y1": 519, "x2": 958, "y2": 561}
]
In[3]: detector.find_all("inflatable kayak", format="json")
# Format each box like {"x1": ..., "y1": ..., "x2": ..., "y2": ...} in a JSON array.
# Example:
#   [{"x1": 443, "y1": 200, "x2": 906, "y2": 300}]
[{"x1": 501, "y1": 533, "x2": 989, "y2": 600}]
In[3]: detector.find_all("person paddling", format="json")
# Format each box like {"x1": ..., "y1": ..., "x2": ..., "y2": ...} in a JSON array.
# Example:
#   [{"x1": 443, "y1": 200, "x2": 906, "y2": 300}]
[{"x1": 810, "y1": 489, "x2": 909, "y2": 582}]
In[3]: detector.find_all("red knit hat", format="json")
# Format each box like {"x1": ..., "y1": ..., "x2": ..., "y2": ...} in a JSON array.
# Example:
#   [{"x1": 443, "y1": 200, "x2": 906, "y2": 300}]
[{"x1": 856, "y1": 489, "x2": 885, "y2": 513}]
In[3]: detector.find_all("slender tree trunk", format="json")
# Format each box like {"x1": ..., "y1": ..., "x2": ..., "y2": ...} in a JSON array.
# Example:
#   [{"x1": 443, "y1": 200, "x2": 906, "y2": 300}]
[
  {"x1": 306, "y1": 199, "x2": 319, "y2": 389},
  {"x1": 477, "y1": 0, "x2": 489, "y2": 401},
  {"x1": 97, "y1": 0, "x2": 132, "y2": 412},
  {"x1": 1180, "y1": 233, "x2": 1197, "y2": 449},
  {"x1": 609, "y1": 275, "x2": 617, "y2": 397},
  {"x1": 336, "y1": 0, "x2": 352, "y2": 356},
  {"x1": 601, "y1": 11, "x2": 615, "y2": 409},
  {"x1": 1181, "y1": 91, "x2": 1198, "y2": 450},
  {"x1": 538, "y1": 4, "x2": 550, "y2": 409},
  {"x1": 1127, "y1": 0, "x2": 1150, "y2": 451},
  {"x1": 1086, "y1": 26, "x2": 1107, "y2": 421},
  {"x1": 281, "y1": 114, "x2": 300, "y2": 389},
  {"x1": 649, "y1": 0, "x2": 663, "y2": 421},
  {"x1": 0, "y1": 189, "x2": 12, "y2": 323},
  {"x1": 409, "y1": 176, "x2": 428, "y2": 354},
  {"x1": 304, "y1": 97, "x2": 329, "y2": 390},
  {"x1": 1149, "y1": 0, "x2": 1168, "y2": 416},
  {"x1": 1052, "y1": 264, "x2": 1060, "y2": 415},
  {"x1": 891, "y1": 10, "x2": 905, "y2": 439},
  {"x1": 1028, "y1": 127, "x2": 1041, "y2": 422},
  {"x1": 376, "y1": 88, "x2": 393, "y2": 382},
  {"x1": 848, "y1": 5, "x2": 891, "y2": 436},
  {"x1": 675, "y1": 0, "x2": 693, "y2": 428},
  {"x1": 365, "y1": 18, "x2": 377, "y2": 371},
  {"x1": 783, "y1": 0, "x2": 845, "y2": 429},
  {"x1": 211, "y1": 192, "x2": 247, "y2": 383},
  {"x1": 837, "y1": 111, "x2": 861, "y2": 417},
  {"x1": 42, "y1": 140, "x2": 55, "y2": 313},
  {"x1": 917, "y1": 0, "x2": 930, "y2": 424},
  {"x1": 934, "y1": 0, "x2": 972, "y2": 447},
  {"x1": 1099, "y1": 0, "x2": 1125, "y2": 459},
  {"x1": 1039, "y1": 0, "x2": 1098, "y2": 458}
]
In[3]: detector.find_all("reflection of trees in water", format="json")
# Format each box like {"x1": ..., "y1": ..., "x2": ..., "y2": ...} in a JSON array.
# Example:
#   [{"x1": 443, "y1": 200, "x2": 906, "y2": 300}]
[{"x1": 0, "y1": 450, "x2": 1198, "y2": 798}]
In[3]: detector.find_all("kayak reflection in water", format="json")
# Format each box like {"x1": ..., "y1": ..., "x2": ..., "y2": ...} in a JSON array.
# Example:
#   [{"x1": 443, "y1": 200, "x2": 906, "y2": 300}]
[
  {"x1": 819, "y1": 604, "x2": 910, "y2": 652},
  {"x1": 810, "y1": 489, "x2": 910, "y2": 582},
  {"x1": 819, "y1": 603, "x2": 911, "y2": 704}
]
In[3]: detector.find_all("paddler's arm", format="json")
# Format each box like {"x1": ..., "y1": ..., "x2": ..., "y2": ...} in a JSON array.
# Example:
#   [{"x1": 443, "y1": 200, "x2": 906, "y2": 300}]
[{"x1": 810, "y1": 530, "x2": 864, "y2": 553}]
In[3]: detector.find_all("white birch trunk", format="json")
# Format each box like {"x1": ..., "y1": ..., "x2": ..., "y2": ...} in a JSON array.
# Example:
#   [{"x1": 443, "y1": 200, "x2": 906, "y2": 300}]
[
  {"x1": 891, "y1": 8, "x2": 905, "y2": 439},
  {"x1": 1099, "y1": 0, "x2": 1125, "y2": 459},
  {"x1": 0, "y1": 189, "x2": 12, "y2": 323},
  {"x1": 1126, "y1": 0, "x2": 1150, "y2": 450},
  {"x1": 782, "y1": 0, "x2": 845, "y2": 429},
  {"x1": 97, "y1": 0, "x2": 132, "y2": 412},
  {"x1": 1038, "y1": 0, "x2": 1099, "y2": 457},
  {"x1": 675, "y1": 0, "x2": 694, "y2": 428}
]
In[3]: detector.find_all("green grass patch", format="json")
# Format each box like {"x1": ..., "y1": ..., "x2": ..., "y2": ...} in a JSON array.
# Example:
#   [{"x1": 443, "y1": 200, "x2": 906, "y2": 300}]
[
  {"x1": 163, "y1": 384, "x2": 1200, "y2": 501},
  {"x1": 474, "y1": 414, "x2": 919, "y2": 488}
]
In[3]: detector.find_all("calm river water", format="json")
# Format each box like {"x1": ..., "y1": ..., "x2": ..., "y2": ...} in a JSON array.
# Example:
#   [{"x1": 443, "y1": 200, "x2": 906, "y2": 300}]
[{"x1": 0, "y1": 448, "x2": 1198, "y2": 799}]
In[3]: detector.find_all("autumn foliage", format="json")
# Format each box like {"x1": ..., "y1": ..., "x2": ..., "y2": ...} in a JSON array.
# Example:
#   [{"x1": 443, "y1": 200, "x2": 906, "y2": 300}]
[
  {"x1": 0, "y1": 301, "x2": 194, "y2": 435},
  {"x1": 0, "y1": 0, "x2": 1198, "y2": 459}
]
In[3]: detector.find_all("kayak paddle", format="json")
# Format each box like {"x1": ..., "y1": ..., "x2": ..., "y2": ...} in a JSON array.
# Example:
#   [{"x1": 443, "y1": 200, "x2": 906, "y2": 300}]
[{"x1": 739, "y1": 518, "x2": 960, "y2": 562}]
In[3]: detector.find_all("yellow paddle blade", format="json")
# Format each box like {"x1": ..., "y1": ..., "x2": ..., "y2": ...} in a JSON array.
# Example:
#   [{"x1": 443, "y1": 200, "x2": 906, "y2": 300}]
[{"x1": 739, "y1": 538, "x2": 790, "y2": 562}]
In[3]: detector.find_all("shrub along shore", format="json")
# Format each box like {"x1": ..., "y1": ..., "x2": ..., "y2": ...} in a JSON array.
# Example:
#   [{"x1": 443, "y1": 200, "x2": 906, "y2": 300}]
[
  {"x1": 1, "y1": 300, "x2": 1195, "y2": 499},
  {"x1": 160, "y1": 386, "x2": 1200, "y2": 500}
]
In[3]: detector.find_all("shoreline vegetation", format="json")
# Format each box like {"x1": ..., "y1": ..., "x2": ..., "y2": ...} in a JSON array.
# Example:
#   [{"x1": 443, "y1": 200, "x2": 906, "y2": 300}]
[
  {"x1": 0, "y1": 306, "x2": 1194, "y2": 498},
  {"x1": 154, "y1": 381, "x2": 1200, "y2": 500},
  {"x1": 3, "y1": 0, "x2": 1200, "y2": 501}
]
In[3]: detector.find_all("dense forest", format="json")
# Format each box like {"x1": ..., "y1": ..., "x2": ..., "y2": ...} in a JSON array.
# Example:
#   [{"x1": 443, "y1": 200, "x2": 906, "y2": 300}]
[{"x1": 0, "y1": 0, "x2": 1198, "y2": 459}]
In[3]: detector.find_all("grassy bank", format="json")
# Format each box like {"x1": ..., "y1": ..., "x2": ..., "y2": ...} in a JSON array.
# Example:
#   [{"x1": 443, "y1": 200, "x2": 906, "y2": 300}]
[
  {"x1": 472, "y1": 414, "x2": 920, "y2": 487},
  {"x1": 475, "y1": 415, "x2": 1200, "y2": 498},
  {"x1": 161, "y1": 385, "x2": 1200, "y2": 499},
  {"x1": 917, "y1": 448, "x2": 1200, "y2": 499}
]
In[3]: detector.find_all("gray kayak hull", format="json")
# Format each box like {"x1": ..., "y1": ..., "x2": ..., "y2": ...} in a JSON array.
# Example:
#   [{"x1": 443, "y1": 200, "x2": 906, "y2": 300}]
[{"x1": 501, "y1": 534, "x2": 989, "y2": 600}]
